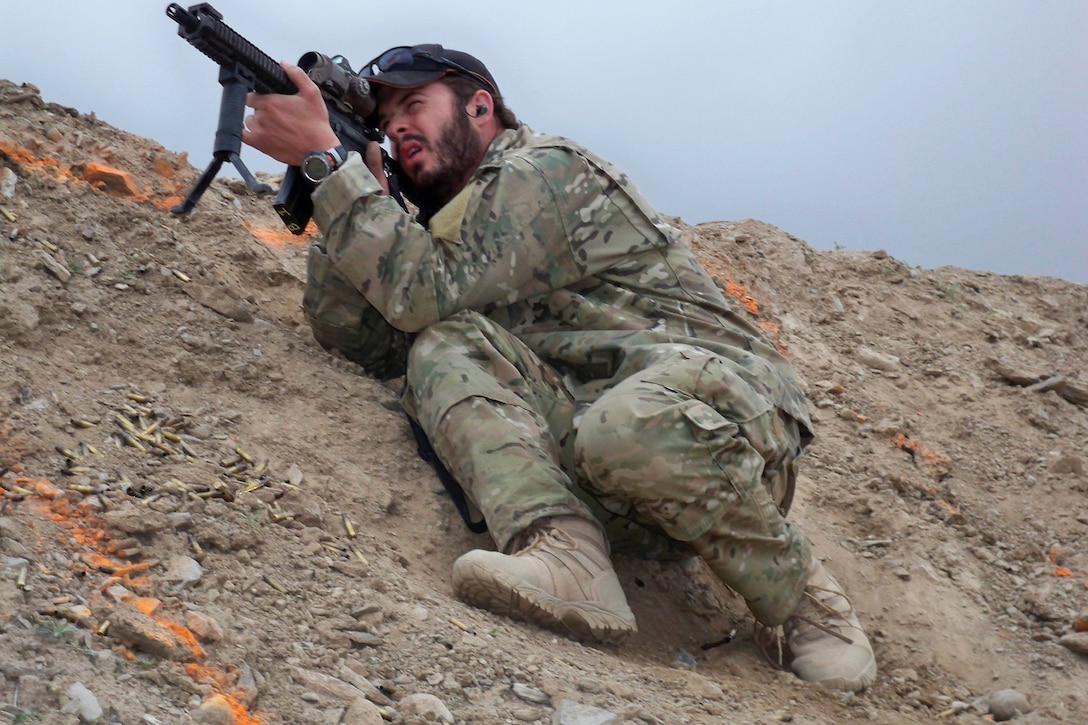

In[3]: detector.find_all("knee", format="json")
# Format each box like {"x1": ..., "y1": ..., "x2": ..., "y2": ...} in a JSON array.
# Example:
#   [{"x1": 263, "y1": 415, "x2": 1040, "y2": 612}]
[
  {"x1": 574, "y1": 394, "x2": 660, "y2": 495},
  {"x1": 406, "y1": 312, "x2": 485, "y2": 382}
]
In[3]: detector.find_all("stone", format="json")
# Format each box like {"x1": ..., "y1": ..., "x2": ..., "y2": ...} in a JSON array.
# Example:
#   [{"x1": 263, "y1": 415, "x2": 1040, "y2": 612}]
[
  {"x1": 164, "y1": 555, "x2": 204, "y2": 586},
  {"x1": 398, "y1": 693, "x2": 454, "y2": 724},
  {"x1": 191, "y1": 694, "x2": 236, "y2": 725},
  {"x1": 186, "y1": 610, "x2": 224, "y2": 642},
  {"x1": 343, "y1": 698, "x2": 384, "y2": 725},
  {"x1": 1058, "y1": 632, "x2": 1088, "y2": 656},
  {"x1": 975, "y1": 689, "x2": 1032, "y2": 722},
  {"x1": 553, "y1": 699, "x2": 618, "y2": 725},
  {"x1": 856, "y1": 346, "x2": 900, "y2": 372},
  {"x1": 65, "y1": 682, "x2": 104, "y2": 723}
]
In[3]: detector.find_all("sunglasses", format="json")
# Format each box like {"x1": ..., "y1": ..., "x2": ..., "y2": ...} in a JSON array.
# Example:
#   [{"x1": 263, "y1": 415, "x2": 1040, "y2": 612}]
[{"x1": 359, "y1": 45, "x2": 498, "y2": 95}]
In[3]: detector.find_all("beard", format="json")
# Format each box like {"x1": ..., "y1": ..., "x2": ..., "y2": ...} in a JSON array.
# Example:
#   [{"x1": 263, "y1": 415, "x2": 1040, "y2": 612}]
[{"x1": 408, "y1": 109, "x2": 484, "y2": 210}]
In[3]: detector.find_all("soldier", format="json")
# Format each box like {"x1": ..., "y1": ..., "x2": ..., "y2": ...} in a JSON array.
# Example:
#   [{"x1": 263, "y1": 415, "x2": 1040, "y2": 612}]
[{"x1": 243, "y1": 44, "x2": 877, "y2": 691}]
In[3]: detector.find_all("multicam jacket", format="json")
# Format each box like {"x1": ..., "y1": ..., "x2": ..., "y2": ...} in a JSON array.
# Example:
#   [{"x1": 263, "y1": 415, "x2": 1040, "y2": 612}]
[{"x1": 306, "y1": 124, "x2": 811, "y2": 431}]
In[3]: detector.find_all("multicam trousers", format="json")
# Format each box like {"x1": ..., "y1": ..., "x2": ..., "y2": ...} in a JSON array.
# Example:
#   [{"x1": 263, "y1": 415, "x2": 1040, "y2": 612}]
[{"x1": 403, "y1": 310, "x2": 812, "y2": 625}]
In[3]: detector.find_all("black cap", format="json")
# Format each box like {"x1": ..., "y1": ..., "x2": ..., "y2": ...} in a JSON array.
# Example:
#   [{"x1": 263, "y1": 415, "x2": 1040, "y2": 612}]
[{"x1": 360, "y1": 44, "x2": 499, "y2": 96}]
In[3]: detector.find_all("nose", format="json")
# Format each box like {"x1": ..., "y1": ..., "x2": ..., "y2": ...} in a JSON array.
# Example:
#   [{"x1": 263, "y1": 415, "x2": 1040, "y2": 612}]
[{"x1": 384, "y1": 111, "x2": 410, "y2": 142}]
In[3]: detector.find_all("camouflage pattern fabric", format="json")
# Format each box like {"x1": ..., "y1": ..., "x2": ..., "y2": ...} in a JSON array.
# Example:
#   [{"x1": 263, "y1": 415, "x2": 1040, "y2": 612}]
[
  {"x1": 302, "y1": 240, "x2": 407, "y2": 380},
  {"x1": 310, "y1": 125, "x2": 816, "y2": 624}
]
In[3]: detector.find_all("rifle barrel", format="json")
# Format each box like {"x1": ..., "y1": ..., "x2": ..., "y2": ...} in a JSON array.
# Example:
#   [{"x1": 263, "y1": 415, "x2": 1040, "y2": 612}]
[{"x1": 166, "y1": 3, "x2": 295, "y2": 95}]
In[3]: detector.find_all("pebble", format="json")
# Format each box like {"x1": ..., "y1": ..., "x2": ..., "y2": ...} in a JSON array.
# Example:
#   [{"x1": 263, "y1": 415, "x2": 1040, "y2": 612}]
[
  {"x1": 855, "y1": 345, "x2": 900, "y2": 372},
  {"x1": 511, "y1": 707, "x2": 539, "y2": 721},
  {"x1": 190, "y1": 694, "x2": 236, "y2": 725},
  {"x1": 1058, "y1": 632, "x2": 1088, "y2": 655},
  {"x1": 670, "y1": 650, "x2": 697, "y2": 670},
  {"x1": 554, "y1": 699, "x2": 618, "y2": 725},
  {"x1": 164, "y1": 555, "x2": 204, "y2": 587},
  {"x1": 65, "y1": 682, "x2": 104, "y2": 723},
  {"x1": 974, "y1": 689, "x2": 1033, "y2": 722},
  {"x1": 512, "y1": 682, "x2": 550, "y2": 704},
  {"x1": 3, "y1": 557, "x2": 30, "y2": 578},
  {"x1": 343, "y1": 697, "x2": 384, "y2": 725},
  {"x1": 186, "y1": 610, "x2": 224, "y2": 642},
  {"x1": 102, "y1": 505, "x2": 171, "y2": 534},
  {"x1": 0, "y1": 167, "x2": 16, "y2": 198},
  {"x1": 397, "y1": 693, "x2": 454, "y2": 724}
]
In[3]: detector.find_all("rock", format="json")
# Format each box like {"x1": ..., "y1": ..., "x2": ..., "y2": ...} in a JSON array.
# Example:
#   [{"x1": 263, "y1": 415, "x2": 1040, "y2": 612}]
[
  {"x1": 291, "y1": 666, "x2": 370, "y2": 702},
  {"x1": 343, "y1": 697, "x2": 384, "y2": 725},
  {"x1": 337, "y1": 664, "x2": 393, "y2": 706},
  {"x1": 0, "y1": 167, "x2": 16, "y2": 198},
  {"x1": 102, "y1": 505, "x2": 171, "y2": 534},
  {"x1": 180, "y1": 282, "x2": 254, "y2": 323},
  {"x1": 856, "y1": 346, "x2": 900, "y2": 372},
  {"x1": 38, "y1": 249, "x2": 71, "y2": 284},
  {"x1": 1074, "y1": 612, "x2": 1088, "y2": 632},
  {"x1": 974, "y1": 689, "x2": 1033, "y2": 722},
  {"x1": 186, "y1": 610, "x2": 224, "y2": 642},
  {"x1": 3, "y1": 556, "x2": 30, "y2": 578},
  {"x1": 513, "y1": 683, "x2": 551, "y2": 704},
  {"x1": 107, "y1": 602, "x2": 205, "y2": 661},
  {"x1": 235, "y1": 664, "x2": 260, "y2": 708},
  {"x1": 553, "y1": 699, "x2": 618, "y2": 725},
  {"x1": 670, "y1": 651, "x2": 696, "y2": 670},
  {"x1": 1058, "y1": 632, "x2": 1088, "y2": 656},
  {"x1": 80, "y1": 162, "x2": 141, "y2": 197},
  {"x1": 164, "y1": 555, "x2": 204, "y2": 587},
  {"x1": 65, "y1": 682, "x2": 104, "y2": 723},
  {"x1": 1049, "y1": 454, "x2": 1084, "y2": 475},
  {"x1": 398, "y1": 693, "x2": 454, "y2": 724},
  {"x1": 191, "y1": 694, "x2": 237, "y2": 725}
]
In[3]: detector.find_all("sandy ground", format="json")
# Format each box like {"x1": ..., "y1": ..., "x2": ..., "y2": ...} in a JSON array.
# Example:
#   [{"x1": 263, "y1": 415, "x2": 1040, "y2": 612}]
[{"x1": 1, "y1": 78, "x2": 1086, "y2": 724}]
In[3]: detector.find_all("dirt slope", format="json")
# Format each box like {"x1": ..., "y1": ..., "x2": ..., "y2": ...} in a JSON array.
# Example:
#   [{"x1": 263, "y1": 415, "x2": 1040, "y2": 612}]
[{"x1": 1, "y1": 79, "x2": 1086, "y2": 724}]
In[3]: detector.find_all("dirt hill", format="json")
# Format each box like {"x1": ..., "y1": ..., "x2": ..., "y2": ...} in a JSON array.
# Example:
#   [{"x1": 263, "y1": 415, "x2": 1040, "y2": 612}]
[{"x1": 1, "y1": 78, "x2": 1086, "y2": 725}]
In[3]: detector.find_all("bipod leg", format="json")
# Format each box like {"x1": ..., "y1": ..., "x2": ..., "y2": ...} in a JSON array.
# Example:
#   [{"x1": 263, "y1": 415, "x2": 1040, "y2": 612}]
[
  {"x1": 172, "y1": 63, "x2": 273, "y2": 215},
  {"x1": 171, "y1": 155, "x2": 226, "y2": 215},
  {"x1": 227, "y1": 153, "x2": 273, "y2": 195}
]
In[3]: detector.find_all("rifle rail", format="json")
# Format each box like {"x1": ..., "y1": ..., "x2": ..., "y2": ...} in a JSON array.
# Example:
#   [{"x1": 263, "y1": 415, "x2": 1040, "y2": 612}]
[{"x1": 167, "y1": 3, "x2": 294, "y2": 95}]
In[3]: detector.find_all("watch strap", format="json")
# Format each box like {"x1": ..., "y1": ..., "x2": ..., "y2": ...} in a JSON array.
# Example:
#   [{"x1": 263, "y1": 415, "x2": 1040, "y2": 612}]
[
  {"x1": 302, "y1": 144, "x2": 348, "y2": 184},
  {"x1": 326, "y1": 144, "x2": 348, "y2": 166}
]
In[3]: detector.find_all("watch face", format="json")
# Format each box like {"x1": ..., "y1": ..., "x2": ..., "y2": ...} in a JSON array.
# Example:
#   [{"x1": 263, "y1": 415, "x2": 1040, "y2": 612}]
[{"x1": 302, "y1": 152, "x2": 330, "y2": 183}]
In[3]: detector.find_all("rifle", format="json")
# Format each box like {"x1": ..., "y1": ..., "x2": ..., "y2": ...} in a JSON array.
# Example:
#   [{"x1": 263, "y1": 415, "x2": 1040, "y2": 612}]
[{"x1": 165, "y1": 2, "x2": 409, "y2": 232}]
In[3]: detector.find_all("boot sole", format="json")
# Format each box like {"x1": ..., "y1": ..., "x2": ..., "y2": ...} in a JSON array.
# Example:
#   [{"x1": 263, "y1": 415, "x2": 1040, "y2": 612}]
[
  {"x1": 453, "y1": 560, "x2": 636, "y2": 645},
  {"x1": 792, "y1": 653, "x2": 877, "y2": 692}
]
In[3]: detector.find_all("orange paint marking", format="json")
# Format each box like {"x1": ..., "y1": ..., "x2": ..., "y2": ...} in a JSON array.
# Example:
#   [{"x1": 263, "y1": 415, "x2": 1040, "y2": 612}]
[
  {"x1": 240, "y1": 219, "x2": 315, "y2": 248},
  {"x1": 3, "y1": 431, "x2": 267, "y2": 724},
  {"x1": 0, "y1": 142, "x2": 187, "y2": 209}
]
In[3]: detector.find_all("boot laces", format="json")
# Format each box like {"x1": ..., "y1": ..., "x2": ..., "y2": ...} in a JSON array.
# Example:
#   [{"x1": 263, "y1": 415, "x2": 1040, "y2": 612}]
[
  {"x1": 793, "y1": 583, "x2": 858, "y2": 643},
  {"x1": 754, "y1": 622, "x2": 788, "y2": 670},
  {"x1": 513, "y1": 525, "x2": 578, "y2": 556},
  {"x1": 754, "y1": 583, "x2": 857, "y2": 670}
]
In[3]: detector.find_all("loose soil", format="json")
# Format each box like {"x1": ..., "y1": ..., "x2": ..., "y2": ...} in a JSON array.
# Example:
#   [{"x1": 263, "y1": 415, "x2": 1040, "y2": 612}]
[{"x1": 1, "y1": 79, "x2": 1086, "y2": 724}]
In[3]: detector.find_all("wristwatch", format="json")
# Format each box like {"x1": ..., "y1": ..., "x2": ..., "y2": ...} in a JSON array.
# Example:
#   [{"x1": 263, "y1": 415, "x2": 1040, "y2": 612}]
[{"x1": 301, "y1": 145, "x2": 348, "y2": 184}]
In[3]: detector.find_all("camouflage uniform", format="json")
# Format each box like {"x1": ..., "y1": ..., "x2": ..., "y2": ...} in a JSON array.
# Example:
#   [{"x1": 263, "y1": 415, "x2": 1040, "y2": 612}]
[{"x1": 307, "y1": 125, "x2": 814, "y2": 625}]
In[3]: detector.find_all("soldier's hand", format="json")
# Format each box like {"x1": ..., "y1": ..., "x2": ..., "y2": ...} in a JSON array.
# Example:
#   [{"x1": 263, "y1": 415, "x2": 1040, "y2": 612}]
[{"x1": 242, "y1": 61, "x2": 340, "y2": 166}]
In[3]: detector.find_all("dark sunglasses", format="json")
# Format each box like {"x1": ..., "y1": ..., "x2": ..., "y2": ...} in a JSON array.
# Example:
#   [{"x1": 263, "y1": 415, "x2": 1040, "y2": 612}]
[{"x1": 359, "y1": 45, "x2": 498, "y2": 95}]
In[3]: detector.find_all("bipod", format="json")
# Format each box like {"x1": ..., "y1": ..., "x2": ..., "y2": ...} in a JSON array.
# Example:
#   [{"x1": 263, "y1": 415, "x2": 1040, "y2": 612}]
[{"x1": 172, "y1": 62, "x2": 272, "y2": 215}]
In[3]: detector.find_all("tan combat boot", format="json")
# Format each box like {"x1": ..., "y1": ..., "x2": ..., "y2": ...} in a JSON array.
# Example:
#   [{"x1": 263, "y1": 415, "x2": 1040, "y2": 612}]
[
  {"x1": 451, "y1": 516, "x2": 637, "y2": 643},
  {"x1": 784, "y1": 558, "x2": 877, "y2": 691}
]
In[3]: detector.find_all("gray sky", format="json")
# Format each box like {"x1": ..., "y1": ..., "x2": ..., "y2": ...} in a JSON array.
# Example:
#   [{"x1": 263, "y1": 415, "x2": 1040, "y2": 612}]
[{"x1": 4, "y1": 1, "x2": 1086, "y2": 284}]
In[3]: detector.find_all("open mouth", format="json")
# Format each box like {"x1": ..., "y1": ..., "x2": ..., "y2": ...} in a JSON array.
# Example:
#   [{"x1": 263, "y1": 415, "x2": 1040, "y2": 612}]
[{"x1": 399, "y1": 140, "x2": 424, "y2": 163}]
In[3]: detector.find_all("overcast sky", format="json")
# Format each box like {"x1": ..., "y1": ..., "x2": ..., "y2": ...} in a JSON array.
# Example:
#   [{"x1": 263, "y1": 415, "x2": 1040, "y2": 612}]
[{"x1": 4, "y1": 1, "x2": 1085, "y2": 284}]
